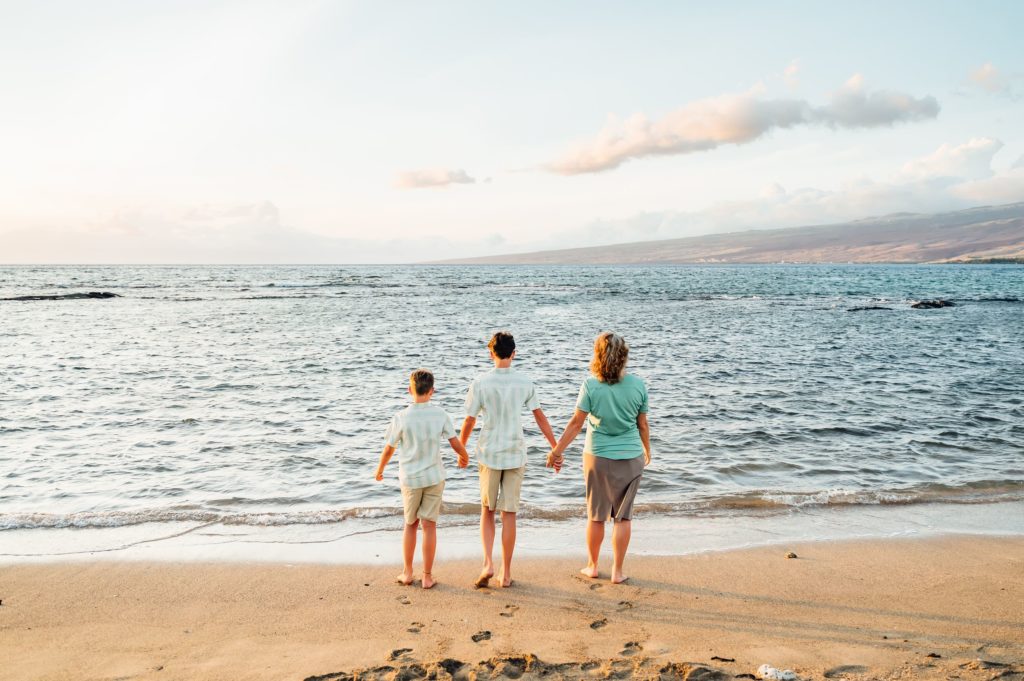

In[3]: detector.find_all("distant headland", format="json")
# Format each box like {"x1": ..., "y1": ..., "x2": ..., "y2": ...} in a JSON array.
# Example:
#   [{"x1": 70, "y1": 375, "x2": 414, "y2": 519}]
[{"x1": 436, "y1": 202, "x2": 1024, "y2": 265}]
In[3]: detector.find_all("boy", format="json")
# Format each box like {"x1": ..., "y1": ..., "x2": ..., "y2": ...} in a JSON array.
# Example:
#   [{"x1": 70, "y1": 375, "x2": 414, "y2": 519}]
[
  {"x1": 461, "y1": 331, "x2": 557, "y2": 588},
  {"x1": 376, "y1": 369, "x2": 469, "y2": 589}
]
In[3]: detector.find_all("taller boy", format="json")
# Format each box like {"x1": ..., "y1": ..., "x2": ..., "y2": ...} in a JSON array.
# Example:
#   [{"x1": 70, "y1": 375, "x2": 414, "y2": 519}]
[{"x1": 460, "y1": 331, "x2": 557, "y2": 588}]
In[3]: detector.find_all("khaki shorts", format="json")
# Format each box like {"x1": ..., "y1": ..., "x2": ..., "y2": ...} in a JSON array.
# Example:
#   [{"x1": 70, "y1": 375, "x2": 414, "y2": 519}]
[
  {"x1": 401, "y1": 481, "x2": 445, "y2": 525},
  {"x1": 479, "y1": 464, "x2": 525, "y2": 513}
]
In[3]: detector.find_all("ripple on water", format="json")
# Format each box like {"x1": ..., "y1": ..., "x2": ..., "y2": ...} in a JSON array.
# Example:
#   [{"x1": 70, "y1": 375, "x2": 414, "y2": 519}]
[{"x1": 0, "y1": 264, "x2": 1022, "y2": 526}]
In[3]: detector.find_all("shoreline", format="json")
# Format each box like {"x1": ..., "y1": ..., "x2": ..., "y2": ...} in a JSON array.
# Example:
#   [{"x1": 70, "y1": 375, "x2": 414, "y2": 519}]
[
  {"x1": 3, "y1": 499, "x2": 1023, "y2": 565},
  {"x1": 3, "y1": 534, "x2": 1023, "y2": 680}
]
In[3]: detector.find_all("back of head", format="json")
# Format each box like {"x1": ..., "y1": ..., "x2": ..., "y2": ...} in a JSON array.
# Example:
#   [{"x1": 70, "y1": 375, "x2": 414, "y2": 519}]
[
  {"x1": 590, "y1": 332, "x2": 628, "y2": 384},
  {"x1": 410, "y1": 369, "x2": 434, "y2": 396},
  {"x1": 488, "y1": 331, "x2": 516, "y2": 360}
]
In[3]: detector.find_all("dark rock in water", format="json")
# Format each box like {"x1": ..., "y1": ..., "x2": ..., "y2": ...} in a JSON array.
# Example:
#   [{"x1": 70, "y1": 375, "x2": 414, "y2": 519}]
[
  {"x1": 911, "y1": 299, "x2": 955, "y2": 309},
  {"x1": 1, "y1": 291, "x2": 120, "y2": 301},
  {"x1": 847, "y1": 306, "x2": 893, "y2": 311}
]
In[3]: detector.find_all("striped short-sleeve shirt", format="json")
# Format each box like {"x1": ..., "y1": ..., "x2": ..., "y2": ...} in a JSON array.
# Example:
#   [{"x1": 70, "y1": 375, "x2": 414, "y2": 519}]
[
  {"x1": 464, "y1": 368, "x2": 541, "y2": 470},
  {"x1": 385, "y1": 402, "x2": 456, "y2": 489}
]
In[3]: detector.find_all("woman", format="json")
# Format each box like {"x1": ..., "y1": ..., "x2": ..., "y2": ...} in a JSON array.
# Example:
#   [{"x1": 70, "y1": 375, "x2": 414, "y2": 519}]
[{"x1": 547, "y1": 332, "x2": 651, "y2": 584}]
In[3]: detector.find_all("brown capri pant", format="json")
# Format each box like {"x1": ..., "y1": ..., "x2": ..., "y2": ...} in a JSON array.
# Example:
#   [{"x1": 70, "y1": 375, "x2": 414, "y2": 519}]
[{"x1": 583, "y1": 453, "x2": 644, "y2": 522}]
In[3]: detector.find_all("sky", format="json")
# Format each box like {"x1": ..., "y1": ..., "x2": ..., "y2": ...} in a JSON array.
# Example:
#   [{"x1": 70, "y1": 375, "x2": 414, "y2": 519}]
[{"x1": 2, "y1": 1, "x2": 1023, "y2": 263}]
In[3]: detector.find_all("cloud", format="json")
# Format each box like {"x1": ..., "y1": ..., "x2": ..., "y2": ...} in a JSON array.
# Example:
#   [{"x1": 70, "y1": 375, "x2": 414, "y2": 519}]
[
  {"x1": 783, "y1": 60, "x2": 800, "y2": 89},
  {"x1": 548, "y1": 75, "x2": 940, "y2": 175},
  {"x1": 537, "y1": 138, "x2": 1024, "y2": 249},
  {"x1": 969, "y1": 63, "x2": 1007, "y2": 93},
  {"x1": 814, "y1": 74, "x2": 940, "y2": 128},
  {"x1": 394, "y1": 168, "x2": 476, "y2": 189},
  {"x1": 952, "y1": 154, "x2": 1024, "y2": 204},
  {"x1": 900, "y1": 137, "x2": 1003, "y2": 181},
  {"x1": 0, "y1": 200, "x2": 509, "y2": 264}
]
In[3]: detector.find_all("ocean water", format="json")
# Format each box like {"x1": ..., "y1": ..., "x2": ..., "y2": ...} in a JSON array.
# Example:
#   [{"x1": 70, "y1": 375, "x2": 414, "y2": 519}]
[{"x1": 1, "y1": 264, "x2": 1023, "y2": 560}]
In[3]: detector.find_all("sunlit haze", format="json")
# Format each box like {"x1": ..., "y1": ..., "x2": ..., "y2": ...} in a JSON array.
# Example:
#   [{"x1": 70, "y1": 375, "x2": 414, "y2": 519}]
[{"x1": 2, "y1": 1, "x2": 1023, "y2": 263}]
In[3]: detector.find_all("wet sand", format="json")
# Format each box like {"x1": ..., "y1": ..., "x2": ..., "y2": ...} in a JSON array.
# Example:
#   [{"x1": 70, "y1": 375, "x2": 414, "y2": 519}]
[{"x1": 2, "y1": 535, "x2": 1022, "y2": 680}]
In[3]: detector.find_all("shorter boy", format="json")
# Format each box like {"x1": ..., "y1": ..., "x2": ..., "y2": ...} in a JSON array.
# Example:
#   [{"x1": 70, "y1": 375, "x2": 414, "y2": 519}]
[{"x1": 375, "y1": 369, "x2": 469, "y2": 589}]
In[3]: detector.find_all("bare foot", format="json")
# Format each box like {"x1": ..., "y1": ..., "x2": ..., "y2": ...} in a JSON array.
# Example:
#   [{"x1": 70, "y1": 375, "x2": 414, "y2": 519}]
[
  {"x1": 421, "y1": 573, "x2": 436, "y2": 589},
  {"x1": 579, "y1": 565, "x2": 599, "y2": 579},
  {"x1": 396, "y1": 571, "x2": 414, "y2": 586},
  {"x1": 499, "y1": 574, "x2": 513, "y2": 588},
  {"x1": 610, "y1": 573, "x2": 629, "y2": 584},
  {"x1": 474, "y1": 568, "x2": 494, "y2": 589}
]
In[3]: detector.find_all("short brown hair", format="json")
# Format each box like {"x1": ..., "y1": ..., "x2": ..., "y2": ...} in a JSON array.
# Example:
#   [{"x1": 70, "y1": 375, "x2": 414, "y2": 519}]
[
  {"x1": 487, "y1": 331, "x2": 516, "y2": 359},
  {"x1": 409, "y1": 369, "x2": 434, "y2": 396},
  {"x1": 590, "y1": 332, "x2": 629, "y2": 384}
]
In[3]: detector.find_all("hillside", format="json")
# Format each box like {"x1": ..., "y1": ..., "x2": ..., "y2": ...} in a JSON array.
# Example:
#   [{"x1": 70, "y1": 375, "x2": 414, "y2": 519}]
[{"x1": 439, "y1": 203, "x2": 1024, "y2": 264}]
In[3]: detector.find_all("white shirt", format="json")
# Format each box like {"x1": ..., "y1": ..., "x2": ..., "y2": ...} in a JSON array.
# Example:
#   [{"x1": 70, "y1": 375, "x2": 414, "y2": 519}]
[
  {"x1": 385, "y1": 402, "x2": 456, "y2": 488},
  {"x1": 464, "y1": 368, "x2": 541, "y2": 470}
]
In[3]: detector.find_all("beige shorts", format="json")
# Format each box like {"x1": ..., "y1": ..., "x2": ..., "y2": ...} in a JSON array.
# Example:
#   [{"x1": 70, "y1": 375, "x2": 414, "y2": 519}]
[
  {"x1": 479, "y1": 464, "x2": 525, "y2": 513},
  {"x1": 401, "y1": 481, "x2": 445, "y2": 525}
]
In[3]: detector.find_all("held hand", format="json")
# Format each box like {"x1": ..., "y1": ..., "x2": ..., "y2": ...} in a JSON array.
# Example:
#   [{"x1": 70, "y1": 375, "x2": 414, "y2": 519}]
[
  {"x1": 546, "y1": 450, "x2": 563, "y2": 473},
  {"x1": 458, "y1": 453, "x2": 469, "y2": 468}
]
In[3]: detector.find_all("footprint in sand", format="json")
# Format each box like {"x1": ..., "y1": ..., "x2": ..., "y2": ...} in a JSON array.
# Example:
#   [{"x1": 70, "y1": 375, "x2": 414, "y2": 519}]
[
  {"x1": 589, "y1": 583, "x2": 603, "y2": 591},
  {"x1": 621, "y1": 641, "x2": 643, "y2": 656},
  {"x1": 389, "y1": 648, "x2": 412, "y2": 661},
  {"x1": 499, "y1": 604, "x2": 520, "y2": 618},
  {"x1": 617, "y1": 600, "x2": 633, "y2": 610},
  {"x1": 824, "y1": 665, "x2": 869, "y2": 678},
  {"x1": 396, "y1": 595, "x2": 411, "y2": 605},
  {"x1": 407, "y1": 621, "x2": 425, "y2": 633},
  {"x1": 471, "y1": 630, "x2": 492, "y2": 643},
  {"x1": 590, "y1": 618, "x2": 607, "y2": 630}
]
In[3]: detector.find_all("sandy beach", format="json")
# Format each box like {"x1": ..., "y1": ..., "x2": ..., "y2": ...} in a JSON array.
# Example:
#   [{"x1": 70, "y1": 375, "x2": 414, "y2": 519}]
[{"x1": 3, "y1": 534, "x2": 1022, "y2": 680}]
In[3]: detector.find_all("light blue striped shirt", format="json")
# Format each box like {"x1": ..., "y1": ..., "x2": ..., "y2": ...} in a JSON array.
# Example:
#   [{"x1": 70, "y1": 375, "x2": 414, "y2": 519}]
[
  {"x1": 385, "y1": 402, "x2": 455, "y2": 489},
  {"x1": 465, "y1": 368, "x2": 541, "y2": 470}
]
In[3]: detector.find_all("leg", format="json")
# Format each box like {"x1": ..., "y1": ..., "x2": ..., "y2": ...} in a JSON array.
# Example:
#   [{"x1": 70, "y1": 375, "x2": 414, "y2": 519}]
[
  {"x1": 476, "y1": 507, "x2": 496, "y2": 587},
  {"x1": 581, "y1": 519, "x2": 604, "y2": 578},
  {"x1": 497, "y1": 466, "x2": 524, "y2": 588},
  {"x1": 610, "y1": 519, "x2": 632, "y2": 583},
  {"x1": 420, "y1": 519, "x2": 437, "y2": 589},
  {"x1": 499, "y1": 511, "x2": 516, "y2": 587},
  {"x1": 399, "y1": 520, "x2": 418, "y2": 585}
]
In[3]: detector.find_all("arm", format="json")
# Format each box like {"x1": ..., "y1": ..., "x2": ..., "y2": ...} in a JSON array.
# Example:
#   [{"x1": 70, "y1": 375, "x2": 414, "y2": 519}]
[
  {"x1": 374, "y1": 444, "x2": 396, "y2": 481},
  {"x1": 459, "y1": 415, "x2": 476, "y2": 448},
  {"x1": 546, "y1": 409, "x2": 588, "y2": 473},
  {"x1": 448, "y1": 437, "x2": 470, "y2": 468},
  {"x1": 532, "y1": 408, "x2": 558, "y2": 448},
  {"x1": 637, "y1": 412, "x2": 651, "y2": 466}
]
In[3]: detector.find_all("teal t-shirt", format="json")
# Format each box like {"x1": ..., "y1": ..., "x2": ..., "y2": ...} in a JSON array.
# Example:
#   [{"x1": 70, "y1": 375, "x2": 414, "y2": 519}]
[{"x1": 576, "y1": 374, "x2": 648, "y2": 459}]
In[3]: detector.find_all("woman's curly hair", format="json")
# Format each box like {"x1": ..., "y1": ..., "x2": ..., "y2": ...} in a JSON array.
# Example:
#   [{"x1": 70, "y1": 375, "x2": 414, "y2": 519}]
[{"x1": 590, "y1": 332, "x2": 629, "y2": 384}]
